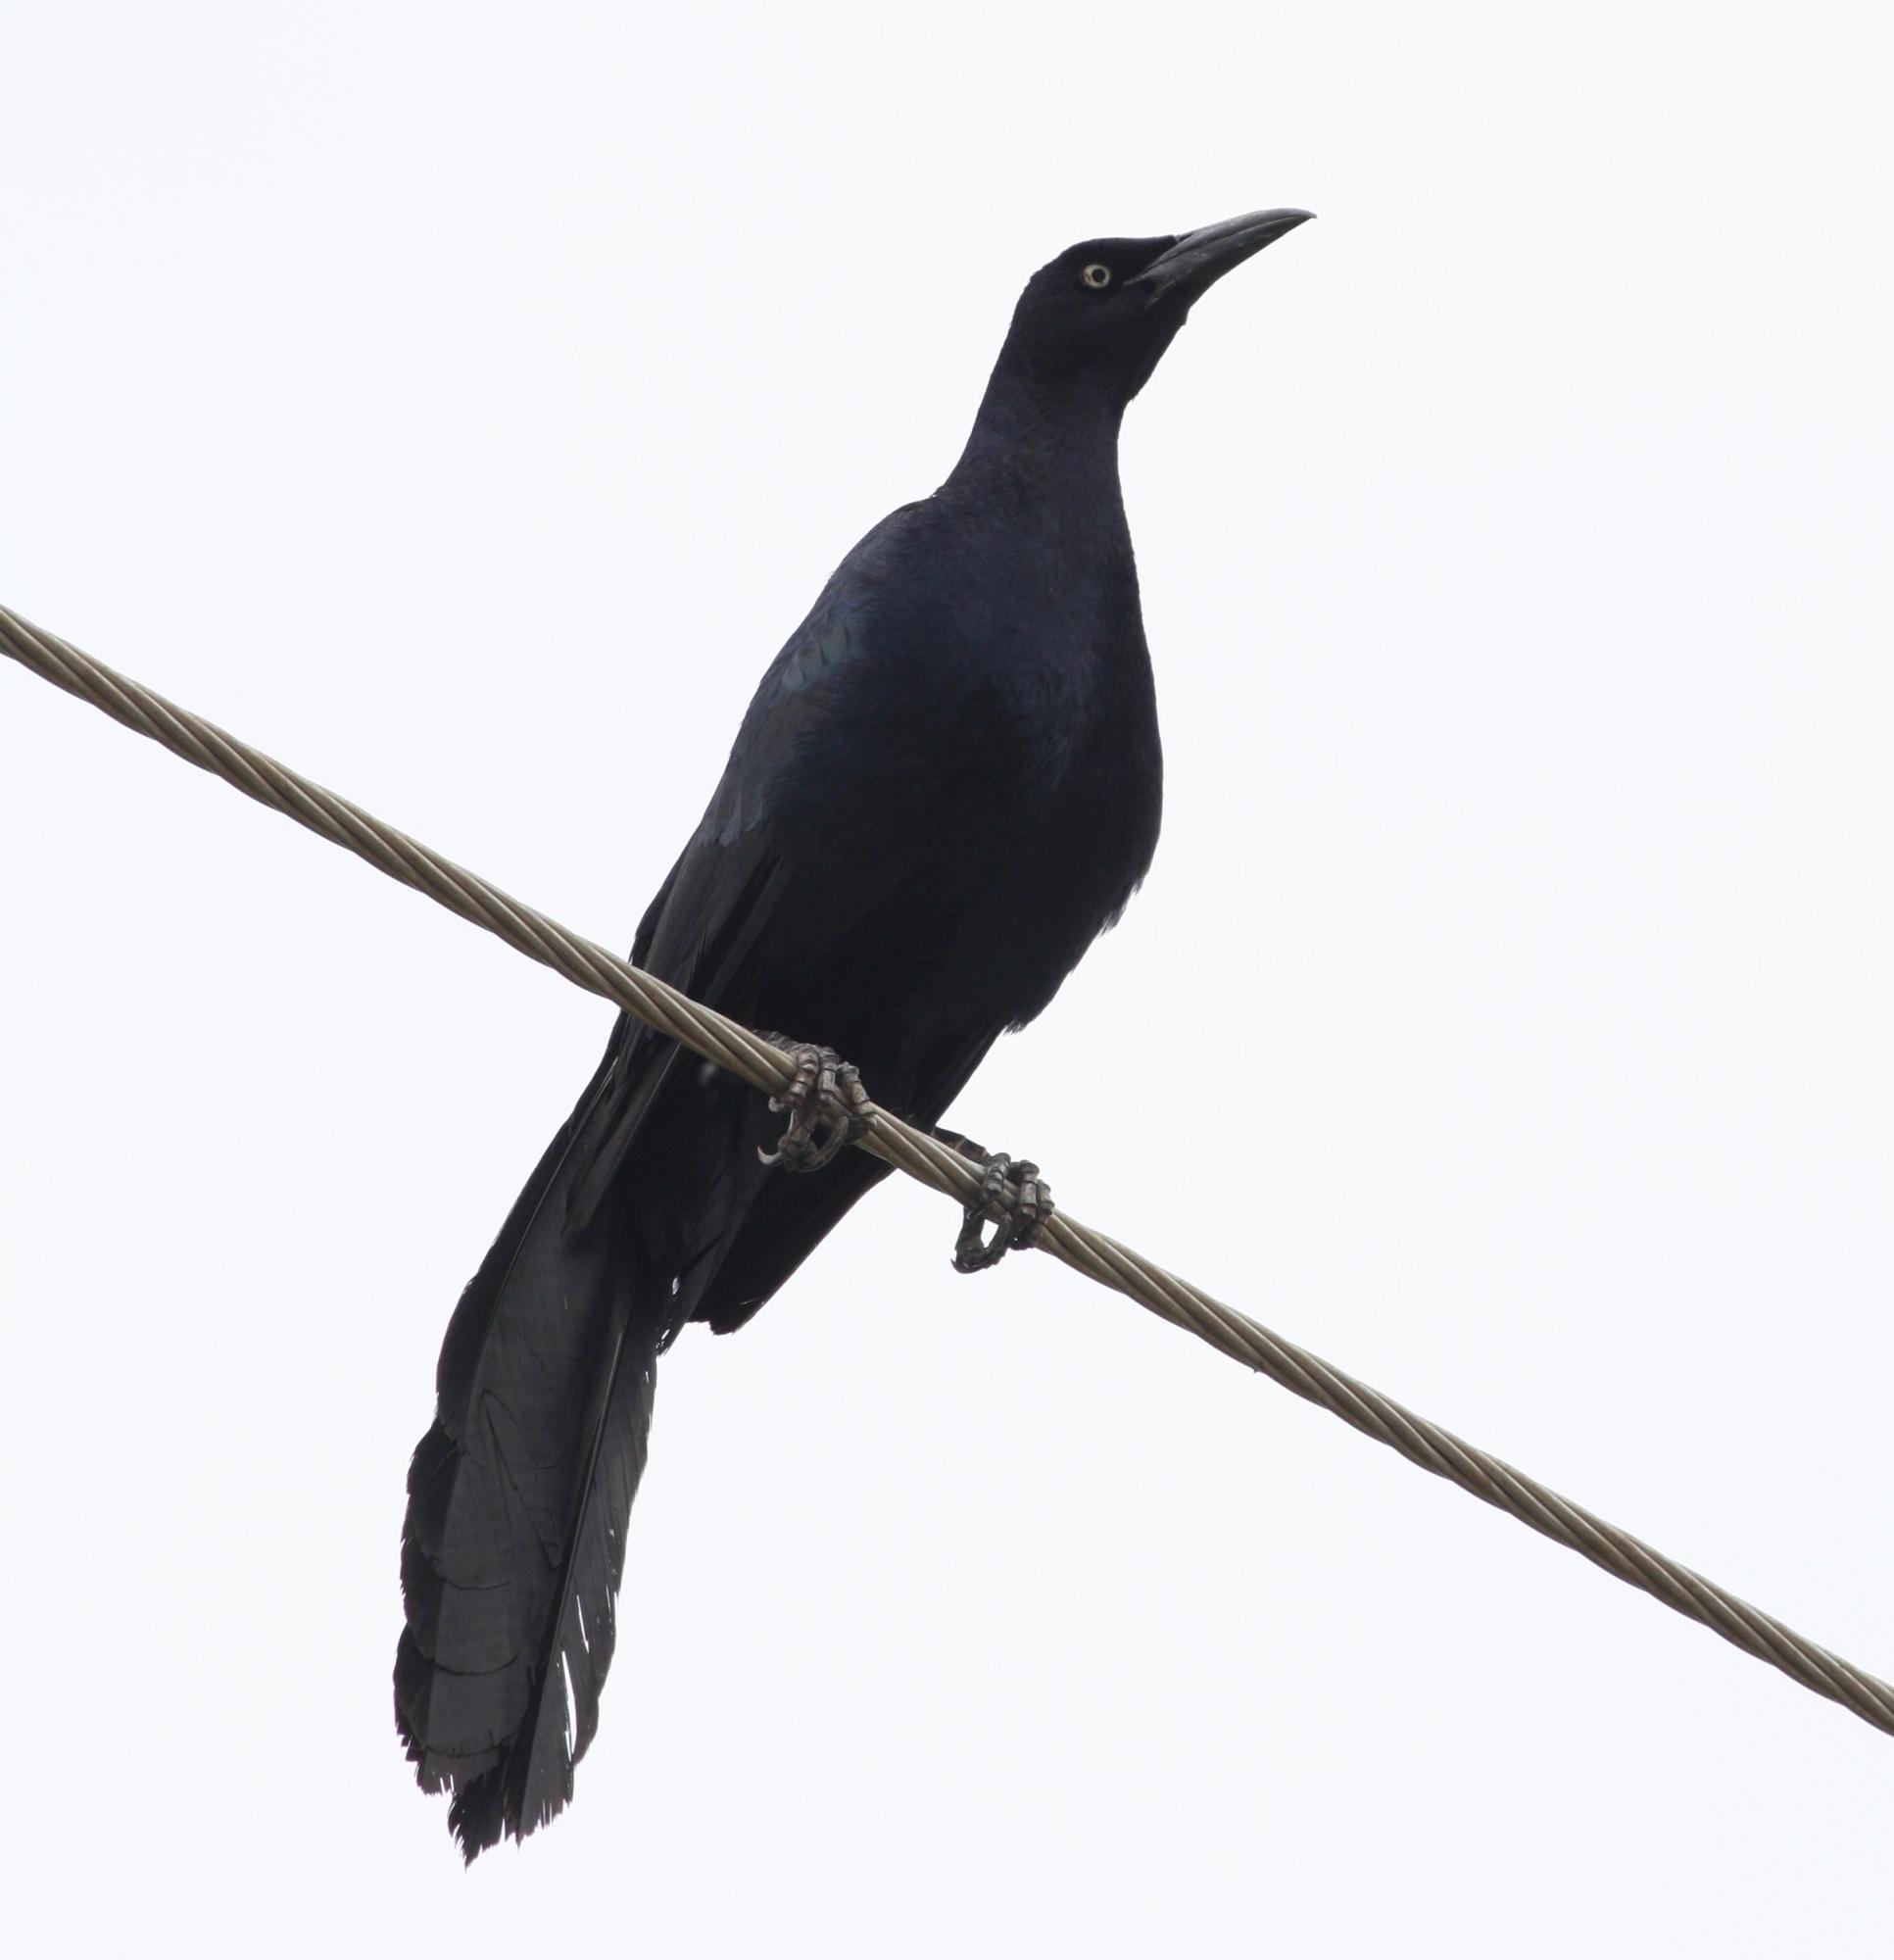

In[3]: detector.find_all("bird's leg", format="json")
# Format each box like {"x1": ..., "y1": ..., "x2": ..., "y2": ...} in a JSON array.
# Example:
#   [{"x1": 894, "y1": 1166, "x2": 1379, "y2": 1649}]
[
  {"x1": 756, "y1": 1035, "x2": 872, "y2": 1172},
  {"x1": 936, "y1": 1130, "x2": 1054, "y2": 1273}
]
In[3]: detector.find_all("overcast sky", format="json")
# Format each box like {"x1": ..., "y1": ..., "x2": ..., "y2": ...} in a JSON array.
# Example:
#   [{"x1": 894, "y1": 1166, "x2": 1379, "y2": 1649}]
[{"x1": 3, "y1": 3, "x2": 1891, "y2": 1953}]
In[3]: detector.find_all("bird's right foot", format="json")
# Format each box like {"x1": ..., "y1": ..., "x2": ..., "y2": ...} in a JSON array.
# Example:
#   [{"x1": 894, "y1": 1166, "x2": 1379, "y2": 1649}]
[
  {"x1": 939, "y1": 1133, "x2": 1054, "y2": 1273},
  {"x1": 756, "y1": 1036, "x2": 872, "y2": 1172}
]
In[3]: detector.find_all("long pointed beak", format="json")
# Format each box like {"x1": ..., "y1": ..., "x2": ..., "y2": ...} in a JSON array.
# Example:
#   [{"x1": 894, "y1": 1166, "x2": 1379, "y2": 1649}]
[{"x1": 1130, "y1": 208, "x2": 1315, "y2": 306}]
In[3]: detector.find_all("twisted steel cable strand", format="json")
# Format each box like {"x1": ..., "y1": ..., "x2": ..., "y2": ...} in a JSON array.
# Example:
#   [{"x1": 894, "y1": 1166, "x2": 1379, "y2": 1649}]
[{"x1": 5, "y1": 598, "x2": 1890, "y2": 1740}]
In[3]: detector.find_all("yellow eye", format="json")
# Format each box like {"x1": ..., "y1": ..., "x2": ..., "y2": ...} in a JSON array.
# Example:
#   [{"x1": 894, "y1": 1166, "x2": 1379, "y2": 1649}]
[{"x1": 1081, "y1": 263, "x2": 1112, "y2": 290}]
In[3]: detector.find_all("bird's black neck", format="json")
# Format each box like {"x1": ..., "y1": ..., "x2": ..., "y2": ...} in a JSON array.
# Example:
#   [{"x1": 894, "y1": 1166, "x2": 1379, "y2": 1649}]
[{"x1": 946, "y1": 354, "x2": 1129, "y2": 506}]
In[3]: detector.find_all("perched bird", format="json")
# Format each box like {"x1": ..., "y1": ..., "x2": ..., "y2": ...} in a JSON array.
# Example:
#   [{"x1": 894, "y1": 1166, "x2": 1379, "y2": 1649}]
[{"x1": 396, "y1": 208, "x2": 1314, "y2": 1858}]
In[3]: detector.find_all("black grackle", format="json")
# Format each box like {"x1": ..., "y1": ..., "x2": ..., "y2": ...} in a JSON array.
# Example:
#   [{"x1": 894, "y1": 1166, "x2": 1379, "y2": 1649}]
[{"x1": 396, "y1": 208, "x2": 1314, "y2": 1858}]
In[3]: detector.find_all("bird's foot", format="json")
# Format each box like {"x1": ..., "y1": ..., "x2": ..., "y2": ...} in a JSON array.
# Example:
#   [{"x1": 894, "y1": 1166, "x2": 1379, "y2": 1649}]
[
  {"x1": 942, "y1": 1134, "x2": 1053, "y2": 1273},
  {"x1": 756, "y1": 1036, "x2": 872, "y2": 1172}
]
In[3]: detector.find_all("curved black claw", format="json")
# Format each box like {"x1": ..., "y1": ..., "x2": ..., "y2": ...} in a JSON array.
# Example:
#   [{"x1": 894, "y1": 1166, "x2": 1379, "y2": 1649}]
[
  {"x1": 948, "y1": 1142, "x2": 1053, "y2": 1274},
  {"x1": 756, "y1": 1037, "x2": 872, "y2": 1173}
]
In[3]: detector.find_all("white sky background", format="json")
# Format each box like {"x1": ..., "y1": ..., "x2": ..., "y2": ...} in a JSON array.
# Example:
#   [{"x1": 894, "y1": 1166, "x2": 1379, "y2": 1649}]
[{"x1": 2, "y1": 1, "x2": 1890, "y2": 1951}]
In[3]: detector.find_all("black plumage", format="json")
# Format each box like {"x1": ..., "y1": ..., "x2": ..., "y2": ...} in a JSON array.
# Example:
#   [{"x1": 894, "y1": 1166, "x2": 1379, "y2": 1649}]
[{"x1": 396, "y1": 209, "x2": 1313, "y2": 1858}]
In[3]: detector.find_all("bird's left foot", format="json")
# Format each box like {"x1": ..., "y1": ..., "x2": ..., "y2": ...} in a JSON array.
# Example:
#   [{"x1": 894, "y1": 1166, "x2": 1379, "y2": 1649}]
[
  {"x1": 942, "y1": 1135, "x2": 1053, "y2": 1273},
  {"x1": 756, "y1": 1037, "x2": 872, "y2": 1172}
]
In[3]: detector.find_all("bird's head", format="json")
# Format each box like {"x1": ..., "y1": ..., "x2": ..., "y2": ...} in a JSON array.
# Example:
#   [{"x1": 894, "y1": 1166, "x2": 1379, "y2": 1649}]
[{"x1": 996, "y1": 209, "x2": 1314, "y2": 408}]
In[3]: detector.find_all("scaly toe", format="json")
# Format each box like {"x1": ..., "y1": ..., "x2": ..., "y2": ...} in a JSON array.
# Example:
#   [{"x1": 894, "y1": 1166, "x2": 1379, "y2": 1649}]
[
  {"x1": 949, "y1": 1150, "x2": 1054, "y2": 1273},
  {"x1": 757, "y1": 1039, "x2": 870, "y2": 1172}
]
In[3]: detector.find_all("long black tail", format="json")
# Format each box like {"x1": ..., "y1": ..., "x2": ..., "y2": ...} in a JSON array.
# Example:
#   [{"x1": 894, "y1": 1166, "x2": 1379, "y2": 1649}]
[
  {"x1": 396, "y1": 1006, "x2": 900, "y2": 1857},
  {"x1": 394, "y1": 1035, "x2": 669, "y2": 1861}
]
